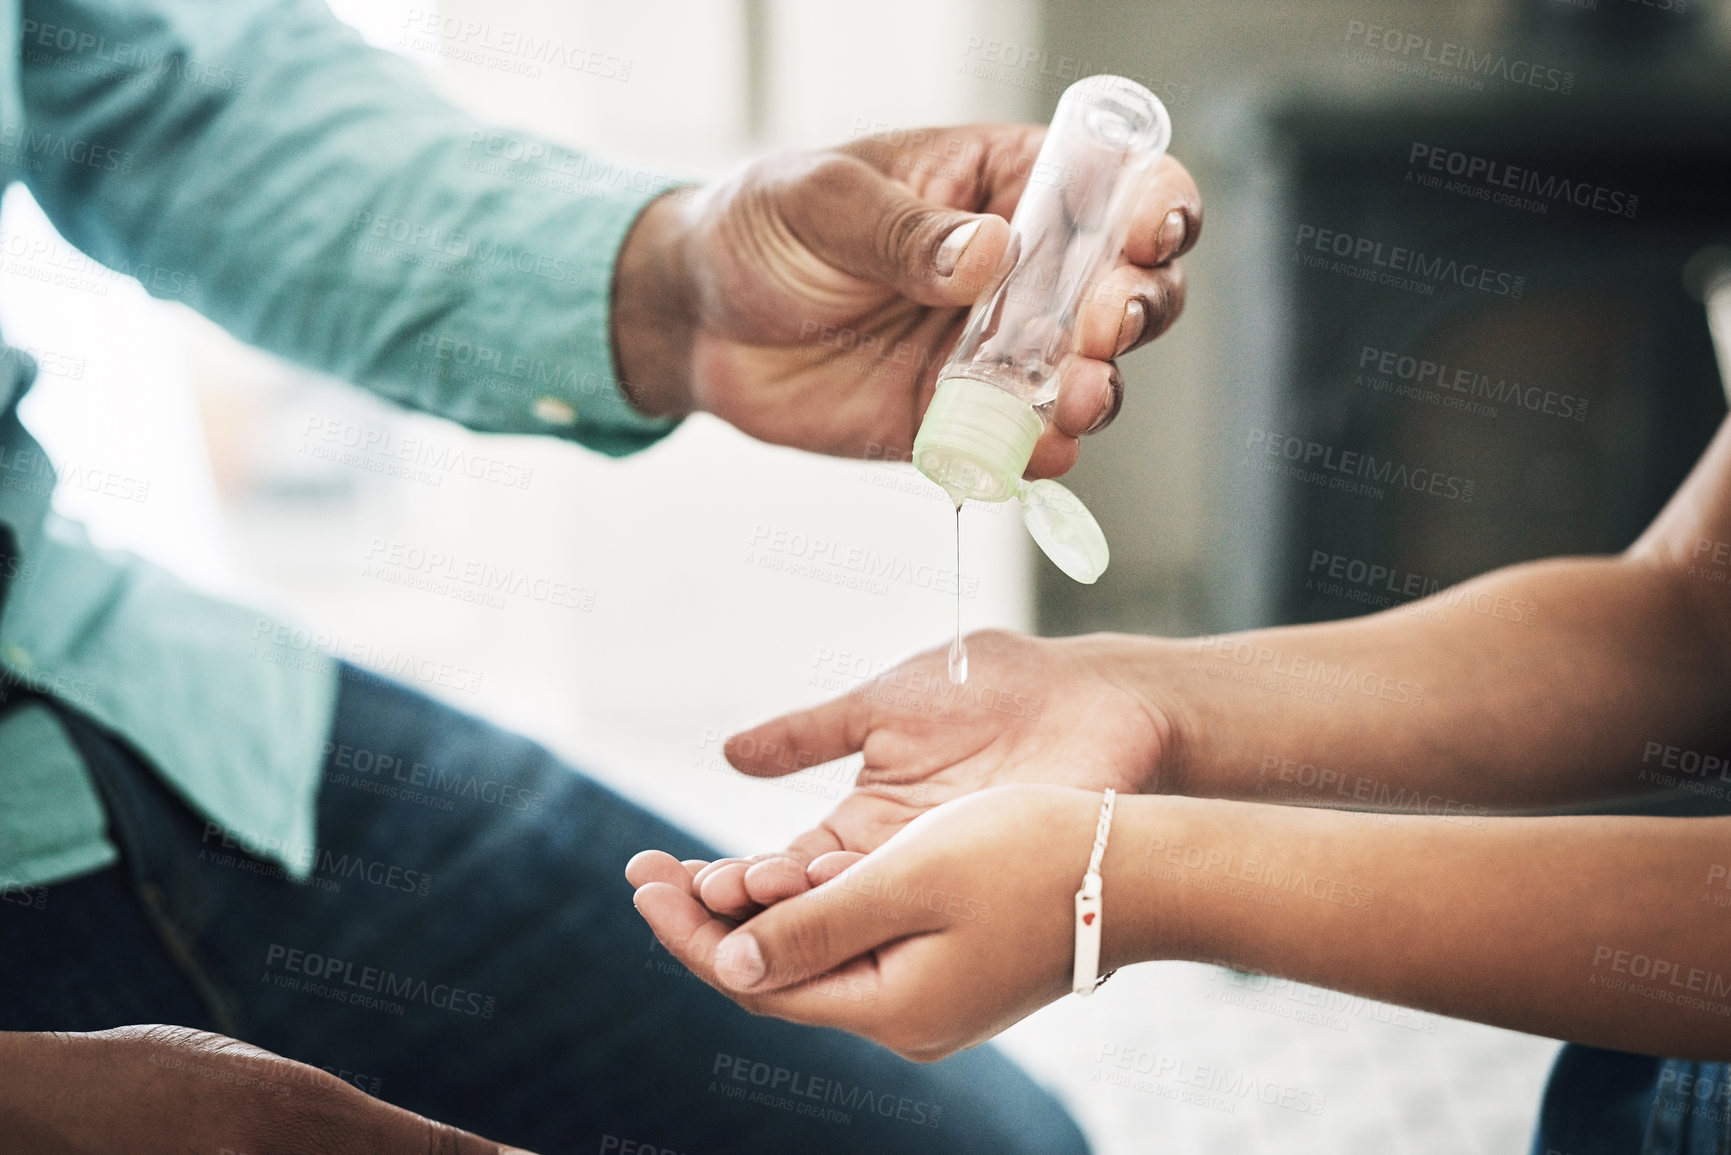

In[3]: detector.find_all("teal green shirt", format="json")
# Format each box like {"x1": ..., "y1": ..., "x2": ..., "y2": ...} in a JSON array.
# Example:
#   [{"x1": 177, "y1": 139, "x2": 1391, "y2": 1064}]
[{"x1": 0, "y1": 0, "x2": 678, "y2": 887}]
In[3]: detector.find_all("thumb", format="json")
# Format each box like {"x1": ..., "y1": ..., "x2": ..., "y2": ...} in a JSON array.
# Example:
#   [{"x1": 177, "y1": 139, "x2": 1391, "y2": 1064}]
[
  {"x1": 725, "y1": 691, "x2": 866, "y2": 778},
  {"x1": 713, "y1": 860, "x2": 935, "y2": 994},
  {"x1": 783, "y1": 155, "x2": 1009, "y2": 307}
]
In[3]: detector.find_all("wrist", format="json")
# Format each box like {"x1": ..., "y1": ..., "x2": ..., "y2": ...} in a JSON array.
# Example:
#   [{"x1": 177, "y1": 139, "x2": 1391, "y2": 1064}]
[
  {"x1": 1074, "y1": 632, "x2": 1202, "y2": 796},
  {"x1": 610, "y1": 188, "x2": 699, "y2": 419},
  {"x1": 1100, "y1": 793, "x2": 1206, "y2": 971}
]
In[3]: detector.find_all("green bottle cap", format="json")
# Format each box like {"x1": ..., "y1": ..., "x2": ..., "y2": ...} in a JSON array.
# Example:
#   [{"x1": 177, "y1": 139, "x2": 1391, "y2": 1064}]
[
  {"x1": 1017, "y1": 477, "x2": 1110, "y2": 584},
  {"x1": 913, "y1": 377, "x2": 1111, "y2": 583},
  {"x1": 913, "y1": 377, "x2": 1044, "y2": 503}
]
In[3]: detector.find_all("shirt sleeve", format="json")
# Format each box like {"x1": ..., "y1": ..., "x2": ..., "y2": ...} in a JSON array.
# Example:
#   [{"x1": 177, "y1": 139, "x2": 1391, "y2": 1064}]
[{"x1": 13, "y1": 0, "x2": 682, "y2": 455}]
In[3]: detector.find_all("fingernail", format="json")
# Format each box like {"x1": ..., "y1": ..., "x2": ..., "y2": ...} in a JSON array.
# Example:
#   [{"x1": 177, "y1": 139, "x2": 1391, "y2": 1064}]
[
  {"x1": 1156, "y1": 210, "x2": 1186, "y2": 262},
  {"x1": 1114, "y1": 299, "x2": 1146, "y2": 356},
  {"x1": 1084, "y1": 369, "x2": 1124, "y2": 436},
  {"x1": 934, "y1": 218, "x2": 982, "y2": 277},
  {"x1": 714, "y1": 933, "x2": 766, "y2": 990}
]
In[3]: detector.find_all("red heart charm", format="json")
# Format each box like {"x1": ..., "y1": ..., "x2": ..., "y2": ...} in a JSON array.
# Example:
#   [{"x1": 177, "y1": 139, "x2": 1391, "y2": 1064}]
[{"x1": 1082, "y1": 912, "x2": 1096, "y2": 925}]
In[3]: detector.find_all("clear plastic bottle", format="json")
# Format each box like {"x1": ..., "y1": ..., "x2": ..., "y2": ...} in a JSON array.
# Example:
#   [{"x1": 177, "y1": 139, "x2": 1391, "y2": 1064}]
[{"x1": 912, "y1": 75, "x2": 1171, "y2": 584}]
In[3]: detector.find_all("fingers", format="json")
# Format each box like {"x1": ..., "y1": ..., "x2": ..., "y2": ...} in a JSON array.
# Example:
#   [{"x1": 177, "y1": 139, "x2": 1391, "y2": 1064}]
[
  {"x1": 1040, "y1": 261, "x2": 1185, "y2": 457},
  {"x1": 725, "y1": 695, "x2": 868, "y2": 779},
  {"x1": 781, "y1": 154, "x2": 1012, "y2": 309},
  {"x1": 624, "y1": 850, "x2": 696, "y2": 892},
  {"x1": 1074, "y1": 262, "x2": 1187, "y2": 364},
  {"x1": 633, "y1": 881, "x2": 737, "y2": 987},
  {"x1": 808, "y1": 851, "x2": 865, "y2": 886},
  {"x1": 743, "y1": 857, "x2": 814, "y2": 905},
  {"x1": 1025, "y1": 424, "x2": 1081, "y2": 481},
  {"x1": 698, "y1": 860, "x2": 758, "y2": 919},
  {"x1": 708, "y1": 862, "x2": 939, "y2": 996},
  {"x1": 1049, "y1": 358, "x2": 1121, "y2": 442},
  {"x1": 635, "y1": 877, "x2": 889, "y2": 1033},
  {"x1": 1123, "y1": 154, "x2": 1203, "y2": 268}
]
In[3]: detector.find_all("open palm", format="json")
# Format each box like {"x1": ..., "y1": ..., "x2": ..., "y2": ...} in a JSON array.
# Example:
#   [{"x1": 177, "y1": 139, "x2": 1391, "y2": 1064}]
[{"x1": 635, "y1": 630, "x2": 1171, "y2": 917}]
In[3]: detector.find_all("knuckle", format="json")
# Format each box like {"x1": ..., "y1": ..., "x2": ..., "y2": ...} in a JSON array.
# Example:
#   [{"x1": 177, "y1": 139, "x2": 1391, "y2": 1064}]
[
  {"x1": 419, "y1": 1121, "x2": 473, "y2": 1155},
  {"x1": 274, "y1": 1081, "x2": 371, "y2": 1154},
  {"x1": 782, "y1": 919, "x2": 837, "y2": 985},
  {"x1": 872, "y1": 202, "x2": 933, "y2": 278}
]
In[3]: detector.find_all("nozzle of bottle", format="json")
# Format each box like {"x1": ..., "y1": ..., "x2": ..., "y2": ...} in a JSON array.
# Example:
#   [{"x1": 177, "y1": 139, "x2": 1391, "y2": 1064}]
[{"x1": 912, "y1": 75, "x2": 1171, "y2": 583}]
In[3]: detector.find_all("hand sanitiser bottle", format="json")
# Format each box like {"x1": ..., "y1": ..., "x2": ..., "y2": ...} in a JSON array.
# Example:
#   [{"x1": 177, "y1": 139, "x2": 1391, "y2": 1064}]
[{"x1": 913, "y1": 75, "x2": 1171, "y2": 593}]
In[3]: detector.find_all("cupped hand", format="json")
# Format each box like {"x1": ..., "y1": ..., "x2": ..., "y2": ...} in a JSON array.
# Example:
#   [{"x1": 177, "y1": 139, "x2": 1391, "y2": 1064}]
[
  {"x1": 631, "y1": 784, "x2": 1104, "y2": 1062},
  {"x1": 630, "y1": 630, "x2": 1173, "y2": 922},
  {"x1": 613, "y1": 124, "x2": 1202, "y2": 477}
]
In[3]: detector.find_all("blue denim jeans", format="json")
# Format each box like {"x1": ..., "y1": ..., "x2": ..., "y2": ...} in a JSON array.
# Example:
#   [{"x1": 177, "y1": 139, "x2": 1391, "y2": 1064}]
[
  {"x1": 1533, "y1": 1045, "x2": 1730, "y2": 1155},
  {"x1": 0, "y1": 667, "x2": 1089, "y2": 1155}
]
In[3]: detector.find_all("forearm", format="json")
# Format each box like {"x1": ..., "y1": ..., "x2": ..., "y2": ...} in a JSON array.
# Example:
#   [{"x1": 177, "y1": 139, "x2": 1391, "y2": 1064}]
[
  {"x1": 1101, "y1": 554, "x2": 1729, "y2": 810},
  {"x1": 22, "y1": 0, "x2": 679, "y2": 454},
  {"x1": 1107, "y1": 795, "x2": 1731, "y2": 1059},
  {"x1": 1114, "y1": 417, "x2": 1731, "y2": 811}
]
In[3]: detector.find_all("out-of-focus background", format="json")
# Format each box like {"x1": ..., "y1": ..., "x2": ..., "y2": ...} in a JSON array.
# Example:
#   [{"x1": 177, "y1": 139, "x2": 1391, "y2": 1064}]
[{"x1": 12, "y1": 1, "x2": 1731, "y2": 1151}]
